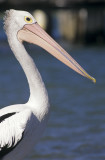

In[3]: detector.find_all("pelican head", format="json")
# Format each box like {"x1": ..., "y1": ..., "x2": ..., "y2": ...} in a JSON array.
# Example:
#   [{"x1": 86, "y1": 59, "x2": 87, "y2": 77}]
[{"x1": 4, "y1": 9, "x2": 96, "y2": 83}]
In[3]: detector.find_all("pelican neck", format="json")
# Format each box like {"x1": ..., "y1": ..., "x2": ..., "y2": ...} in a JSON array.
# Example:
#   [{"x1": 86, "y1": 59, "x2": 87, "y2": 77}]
[{"x1": 8, "y1": 38, "x2": 49, "y2": 109}]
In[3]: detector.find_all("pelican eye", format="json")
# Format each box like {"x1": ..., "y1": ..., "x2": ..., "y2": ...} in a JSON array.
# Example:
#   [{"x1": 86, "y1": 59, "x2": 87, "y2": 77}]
[{"x1": 24, "y1": 16, "x2": 33, "y2": 23}]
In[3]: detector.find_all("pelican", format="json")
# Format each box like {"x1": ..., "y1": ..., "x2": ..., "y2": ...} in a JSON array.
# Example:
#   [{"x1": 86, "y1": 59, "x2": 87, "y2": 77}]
[{"x1": 0, "y1": 9, "x2": 96, "y2": 160}]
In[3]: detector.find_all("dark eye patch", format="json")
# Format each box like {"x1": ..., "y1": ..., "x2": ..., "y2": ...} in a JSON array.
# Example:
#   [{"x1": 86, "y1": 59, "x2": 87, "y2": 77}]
[{"x1": 26, "y1": 17, "x2": 31, "y2": 21}]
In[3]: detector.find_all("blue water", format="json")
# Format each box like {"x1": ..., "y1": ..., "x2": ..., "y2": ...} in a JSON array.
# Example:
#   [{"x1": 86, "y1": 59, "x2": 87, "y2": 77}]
[{"x1": 0, "y1": 19, "x2": 105, "y2": 160}]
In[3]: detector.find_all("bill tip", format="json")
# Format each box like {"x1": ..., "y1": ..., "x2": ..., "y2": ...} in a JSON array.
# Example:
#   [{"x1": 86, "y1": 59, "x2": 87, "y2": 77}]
[{"x1": 91, "y1": 77, "x2": 96, "y2": 83}]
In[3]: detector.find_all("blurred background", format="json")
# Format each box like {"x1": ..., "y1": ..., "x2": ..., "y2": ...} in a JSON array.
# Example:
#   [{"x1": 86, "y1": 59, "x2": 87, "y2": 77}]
[{"x1": 0, "y1": 0, "x2": 105, "y2": 160}]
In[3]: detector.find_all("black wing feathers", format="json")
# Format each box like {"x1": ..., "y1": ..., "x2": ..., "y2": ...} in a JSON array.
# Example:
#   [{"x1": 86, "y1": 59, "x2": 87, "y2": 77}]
[
  {"x1": 0, "y1": 109, "x2": 31, "y2": 158},
  {"x1": 0, "y1": 112, "x2": 16, "y2": 123},
  {"x1": 0, "y1": 112, "x2": 18, "y2": 158},
  {"x1": 0, "y1": 132, "x2": 24, "y2": 158}
]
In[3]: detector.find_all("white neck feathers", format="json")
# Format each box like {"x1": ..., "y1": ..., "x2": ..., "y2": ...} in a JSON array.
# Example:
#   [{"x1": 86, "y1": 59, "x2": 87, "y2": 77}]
[{"x1": 8, "y1": 36, "x2": 49, "y2": 116}]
